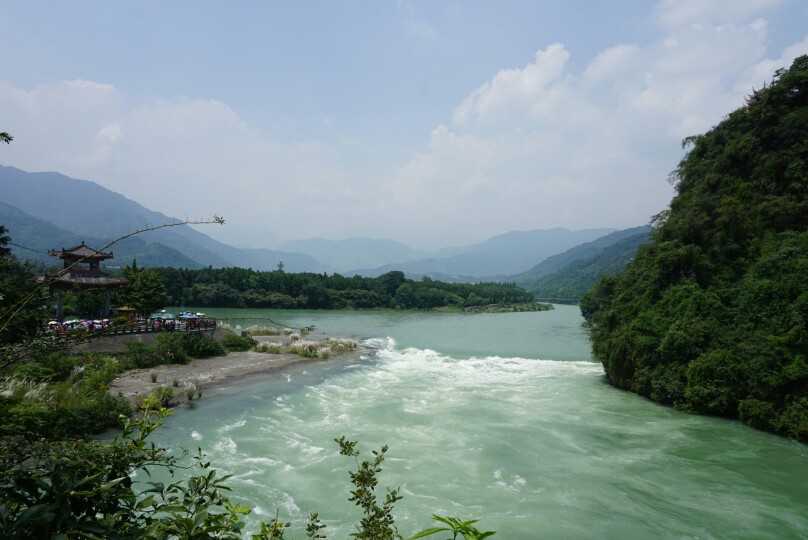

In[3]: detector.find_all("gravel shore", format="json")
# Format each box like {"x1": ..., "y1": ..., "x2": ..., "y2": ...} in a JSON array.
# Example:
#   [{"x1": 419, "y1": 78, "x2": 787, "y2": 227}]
[{"x1": 109, "y1": 336, "x2": 366, "y2": 406}]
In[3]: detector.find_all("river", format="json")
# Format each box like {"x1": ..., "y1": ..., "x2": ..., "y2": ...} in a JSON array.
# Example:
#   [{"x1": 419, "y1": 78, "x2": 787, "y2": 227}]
[{"x1": 152, "y1": 305, "x2": 807, "y2": 539}]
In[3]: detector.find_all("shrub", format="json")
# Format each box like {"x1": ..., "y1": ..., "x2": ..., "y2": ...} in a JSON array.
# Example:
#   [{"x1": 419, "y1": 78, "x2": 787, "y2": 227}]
[
  {"x1": 155, "y1": 332, "x2": 190, "y2": 364},
  {"x1": 182, "y1": 334, "x2": 226, "y2": 358},
  {"x1": 255, "y1": 342, "x2": 283, "y2": 354},
  {"x1": 149, "y1": 386, "x2": 173, "y2": 407},
  {"x1": 246, "y1": 326, "x2": 279, "y2": 336},
  {"x1": 11, "y1": 363, "x2": 56, "y2": 382},
  {"x1": 124, "y1": 342, "x2": 161, "y2": 369},
  {"x1": 220, "y1": 331, "x2": 257, "y2": 352},
  {"x1": 80, "y1": 356, "x2": 122, "y2": 393},
  {"x1": 329, "y1": 338, "x2": 359, "y2": 353},
  {"x1": 0, "y1": 372, "x2": 131, "y2": 441},
  {"x1": 38, "y1": 352, "x2": 83, "y2": 381},
  {"x1": 288, "y1": 339, "x2": 319, "y2": 358}
]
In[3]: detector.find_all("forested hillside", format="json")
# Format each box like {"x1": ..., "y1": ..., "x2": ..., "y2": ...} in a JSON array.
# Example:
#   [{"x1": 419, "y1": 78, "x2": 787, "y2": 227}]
[
  {"x1": 511, "y1": 226, "x2": 651, "y2": 300},
  {"x1": 581, "y1": 57, "x2": 808, "y2": 441},
  {"x1": 527, "y1": 231, "x2": 651, "y2": 301}
]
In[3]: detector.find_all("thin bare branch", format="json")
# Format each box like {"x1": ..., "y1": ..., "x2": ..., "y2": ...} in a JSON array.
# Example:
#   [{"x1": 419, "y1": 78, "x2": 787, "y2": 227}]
[{"x1": 0, "y1": 217, "x2": 224, "y2": 336}]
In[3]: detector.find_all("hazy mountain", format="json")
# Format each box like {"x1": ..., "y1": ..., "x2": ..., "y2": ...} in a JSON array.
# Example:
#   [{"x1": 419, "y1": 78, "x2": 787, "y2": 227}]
[
  {"x1": 0, "y1": 165, "x2": 329, "y2": 272},
  {"x1": 351, "y1": 253, "x2": 499, "y2": 280},
  {"x1": 0, "y1": 165, "x2": 627, "y2": 278},
  {"x1": 349, "y1": 227, "x2": 617, "y2": 278},
  {"x1": 511, "y1": 225, "x2": 652, "y2": 284},
  {"x1": 0, "y1": 200, "x2": 201, "y2": 268},
  {"x1": 279, "y1": 237, "x2": 430, "y2": 272},
  {"x1": 239, "y1": 248, "x2": 333, "y2": 273}
]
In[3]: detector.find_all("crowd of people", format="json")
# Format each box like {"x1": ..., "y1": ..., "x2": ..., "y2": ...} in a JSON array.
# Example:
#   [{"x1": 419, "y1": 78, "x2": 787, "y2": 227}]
[{"x1": 47, "y1": 319, "x2": 113, "y2": 333}]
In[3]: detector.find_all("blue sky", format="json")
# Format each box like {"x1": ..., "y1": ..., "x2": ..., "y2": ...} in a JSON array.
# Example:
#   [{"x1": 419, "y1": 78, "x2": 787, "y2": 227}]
[{"x1": 1, "y1": 1, "x2": 806, "y2": 250}]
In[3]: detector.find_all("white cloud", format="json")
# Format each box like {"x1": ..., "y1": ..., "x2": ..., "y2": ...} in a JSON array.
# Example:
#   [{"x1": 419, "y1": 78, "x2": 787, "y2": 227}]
[
  {"x1": 380, "y1": 2, "x2": 807, "y2": 247},
  {"x1": 583, "y1": 44, "x2": 640, "y2": 84},
  {"x1": 453, "y1": 43, "x2": 570, "y2": 130},
  {"x1": 0, "y1": 81, "x2": 369, "y2": 247},
  {"x1": 0, "y1": 0, "x2": 805, "y2": 251},
  {"x1": 652, "y1": 0, "x2": 783, "y2": 28},
  {"x1": 734, "y1": 35, "x2": 808, "y2": 94},
  {"x1": 0, "y1": 80, "x2": 120, "y2": 169}
]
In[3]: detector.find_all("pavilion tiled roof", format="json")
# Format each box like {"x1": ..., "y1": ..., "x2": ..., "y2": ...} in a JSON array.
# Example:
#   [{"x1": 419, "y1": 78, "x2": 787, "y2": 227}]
[
  {"x1": 36, "y1": 274, "x2": 130, "y2": 288},
  {"x1": 50, "y1": 242, "x2": 113, "y2": 260}
]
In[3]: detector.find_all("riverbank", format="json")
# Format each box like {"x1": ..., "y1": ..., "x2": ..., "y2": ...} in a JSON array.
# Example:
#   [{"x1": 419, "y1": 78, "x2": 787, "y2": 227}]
[{"x1": 109, "y1": 335, "x2": 366, "y2": 407}]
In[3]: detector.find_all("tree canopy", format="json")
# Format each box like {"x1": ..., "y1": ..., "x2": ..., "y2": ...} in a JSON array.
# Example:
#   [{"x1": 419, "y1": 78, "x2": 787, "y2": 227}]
[
  {"x1": 581, "y1": 56, "x2": 808, "y2": 441},
  {"x1": 152, "y1": 267, "x2": 535, "y2": 311},
  {"x1": 0, "y1": 226, "x2": 43, "y2": 346},
  {"x1": 118, "y1": 260, "x2": 169, "y2": 317}
]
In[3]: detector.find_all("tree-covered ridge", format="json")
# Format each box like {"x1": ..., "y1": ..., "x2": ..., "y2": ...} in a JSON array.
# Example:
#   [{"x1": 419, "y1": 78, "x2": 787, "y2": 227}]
[
  {"x1": 153, "y1": 267, "x2": 537, "y2": 310},
  {"x1": 522, "y1": 230, "x2": 651, "y2": 302},
  {"x1": 581, "y1": 56, "x2": 808, "y2": 441}
]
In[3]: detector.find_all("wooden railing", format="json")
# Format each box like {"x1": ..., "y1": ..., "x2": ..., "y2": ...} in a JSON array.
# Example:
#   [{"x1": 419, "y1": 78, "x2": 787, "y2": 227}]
[{"x1": 99, "y1": 318, "x2": 217, "y2": 336}]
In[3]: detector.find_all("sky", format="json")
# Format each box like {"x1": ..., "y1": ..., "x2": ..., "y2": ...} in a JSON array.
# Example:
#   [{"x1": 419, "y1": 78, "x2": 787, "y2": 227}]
[{"x1": 0, "y1": 1, "x2": 806, "y2": 251}]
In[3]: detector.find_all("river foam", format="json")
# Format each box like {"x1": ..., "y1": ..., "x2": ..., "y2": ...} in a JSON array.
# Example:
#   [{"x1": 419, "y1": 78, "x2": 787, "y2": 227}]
[{"x1": 152, "y1": 309, "x2": 808, "y2": 540}]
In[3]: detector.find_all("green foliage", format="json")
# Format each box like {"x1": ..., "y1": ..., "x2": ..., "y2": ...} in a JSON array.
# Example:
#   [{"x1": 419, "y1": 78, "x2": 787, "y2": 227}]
[
  {"x1": 221, "y1": 330, "x2": 258, "y2": 352},
  {"x1": 0, "y1": 399, "x2": 495, "y2": 539},
  {"x1": 581, "y1": 56, "x2": 808, "y2": 441},
  {"x1": 117, "y1": 260, "x2": 169, "y2": 317},
  {"x1": 149, "y1": 385, "x2": 174, "y2": 407},
  {"x1": 151, "y1": 265, "x2": 534, "y2": 311},
  {"x1": 0, "y1": 226, "x2": 45, "y2": 347},
  {"x1": 524, "y1": 232, "x2": 651, "y2": 301},
  {"x1": 0, "y1": 354, "x2": 130, "y2": 440},
  {"x1": 335, "y1": 437, "x2": 404, "y2": 540},
  {"x1": 154, "y1": 331, "x2": 190, "y2": 364},
  {"x1": 124, "y1": 341, "x2": 163, "y2": 369},
  {"x1": 123, "y1": 332, "x2": 224, "y2": 369},
  {"x1": 61, "y1": 289, "x2": 106, "y2": 319},
  {"x1": 0, "y1": 398, "x2": 254, "y2": 538},
  {"x1": 183, "y1": 334, "x2": 226, "y2": 358},
  {"x1": 408, "y1": 515, "x2": 496, "y2": 540}
]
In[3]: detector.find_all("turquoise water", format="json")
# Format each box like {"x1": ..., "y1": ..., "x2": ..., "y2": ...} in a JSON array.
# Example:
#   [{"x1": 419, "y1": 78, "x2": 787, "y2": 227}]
[{"x1": 153, "y1": 306, "x2": 808, "y2": 539}]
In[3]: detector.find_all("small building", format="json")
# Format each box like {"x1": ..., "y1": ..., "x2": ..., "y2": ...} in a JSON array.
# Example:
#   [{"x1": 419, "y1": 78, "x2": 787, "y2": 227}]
[
  {"x1": 114, "y1": 305, "x2": 138, "y2": 321},
  {"x1": 37, "y1": 242, "x2": 130, "y2": 321}
]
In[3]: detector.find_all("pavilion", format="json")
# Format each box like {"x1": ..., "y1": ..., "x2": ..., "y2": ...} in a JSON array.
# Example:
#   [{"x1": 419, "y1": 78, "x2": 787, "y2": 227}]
[{"x1": 37, "y1": 242, "x2": 130, "y2": 321}]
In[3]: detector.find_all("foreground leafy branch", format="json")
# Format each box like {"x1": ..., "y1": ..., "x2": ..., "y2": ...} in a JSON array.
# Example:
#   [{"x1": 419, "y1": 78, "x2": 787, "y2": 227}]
[{"x1": 0, "y1": 396, "x2": 496, "y2": 539}]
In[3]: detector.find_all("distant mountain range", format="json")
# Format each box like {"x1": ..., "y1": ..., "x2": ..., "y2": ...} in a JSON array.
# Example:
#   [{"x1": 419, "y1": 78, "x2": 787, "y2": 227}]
[
  {"x1": 0, "y1": 165, "x2": 329, "y2": 272},
  {"x1": 0, "y1": 164, "x2": 645, "y2": 284},
  {"x1": 279, "y1": 237, "x2": 431, "y2": 272},
  {"x1": 349, "y1": 227, "x2": 617, "y2": 279}
]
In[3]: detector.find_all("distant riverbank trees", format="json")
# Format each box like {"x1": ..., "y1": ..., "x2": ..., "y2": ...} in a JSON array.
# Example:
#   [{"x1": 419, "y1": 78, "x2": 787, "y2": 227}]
[{"x1": 151, "y1": 267, "x2": 536, "y2": 310}]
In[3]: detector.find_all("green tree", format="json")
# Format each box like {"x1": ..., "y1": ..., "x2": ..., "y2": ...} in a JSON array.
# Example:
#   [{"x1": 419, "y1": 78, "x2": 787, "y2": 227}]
[
  {"x1": 581, "y1": 56, "x2": 808, "y2": 441},
  {"x1": 119, "y1": 260, "x2": 169, "y2": 317},
  {"x1": 0, "y1": 226, "x2": 44, "y2": 347}
]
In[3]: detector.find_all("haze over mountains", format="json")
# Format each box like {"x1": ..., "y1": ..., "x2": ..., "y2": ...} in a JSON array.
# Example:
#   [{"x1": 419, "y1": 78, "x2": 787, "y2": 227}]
[{"x1": 0, "y1": 164, "x2": 646, "y2": 283}]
